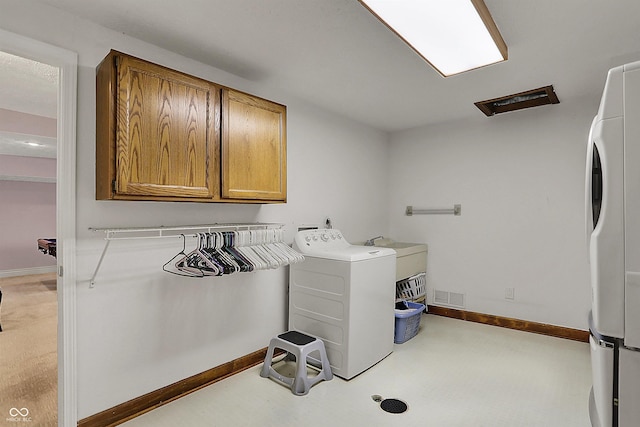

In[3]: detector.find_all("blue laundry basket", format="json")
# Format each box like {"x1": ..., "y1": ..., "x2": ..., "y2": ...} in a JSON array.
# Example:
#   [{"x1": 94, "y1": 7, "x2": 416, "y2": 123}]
[{"x1": 394, "y1": 300, "x2": 426, "y2": 344}]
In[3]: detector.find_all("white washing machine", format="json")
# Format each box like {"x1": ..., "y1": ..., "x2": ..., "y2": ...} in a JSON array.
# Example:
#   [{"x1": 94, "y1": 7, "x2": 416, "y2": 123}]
[{"x1": 289, "y1": 229, "x2": 396, "y2": 379}]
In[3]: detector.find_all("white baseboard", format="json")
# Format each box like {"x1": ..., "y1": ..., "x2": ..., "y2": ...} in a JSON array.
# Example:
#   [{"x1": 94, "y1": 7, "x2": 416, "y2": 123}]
[{"x1": 0, "y1": 265, "x2": 57, "y2": 278}]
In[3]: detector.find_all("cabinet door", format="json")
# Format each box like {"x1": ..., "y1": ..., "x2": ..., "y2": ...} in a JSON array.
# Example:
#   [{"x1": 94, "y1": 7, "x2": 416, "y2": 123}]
[
  {"x1": 115, "y1": 55, "x2": 219, "y2": 199},
  {"x1": 222, "y1": 89, "x2": 286, "y2": 201}
]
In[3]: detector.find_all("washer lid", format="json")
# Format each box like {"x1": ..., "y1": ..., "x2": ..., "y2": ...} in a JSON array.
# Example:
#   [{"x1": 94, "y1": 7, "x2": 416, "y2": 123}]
[
  {"x1": 299, "y1": 245, "x2": 396, "y2": 262},
  {"x1": 293, "y1": 229, "x2": 396, "y2": 261}
]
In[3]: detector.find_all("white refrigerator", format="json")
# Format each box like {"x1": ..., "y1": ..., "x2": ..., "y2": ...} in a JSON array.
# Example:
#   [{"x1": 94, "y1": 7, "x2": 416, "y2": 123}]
[{"x1": 587, "y1": 61, "x2": 640, "y2": 427}]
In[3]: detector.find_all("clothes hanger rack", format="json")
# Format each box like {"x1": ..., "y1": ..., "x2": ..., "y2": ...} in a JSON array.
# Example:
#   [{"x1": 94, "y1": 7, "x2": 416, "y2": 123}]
[{"x1": 88, "y1": 223, "x2": 291, "y2": 287}]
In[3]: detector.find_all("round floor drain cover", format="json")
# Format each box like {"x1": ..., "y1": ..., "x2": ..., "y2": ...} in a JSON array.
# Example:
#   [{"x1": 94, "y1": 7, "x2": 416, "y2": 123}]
[{"x1": 380, "y1": 398, "x2": 408, "y2": 414}]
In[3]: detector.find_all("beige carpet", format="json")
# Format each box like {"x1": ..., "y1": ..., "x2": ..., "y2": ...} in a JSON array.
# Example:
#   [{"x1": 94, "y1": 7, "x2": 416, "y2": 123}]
[{"x1": 0, "y1": 273, "x2": 57, "y2": 426}]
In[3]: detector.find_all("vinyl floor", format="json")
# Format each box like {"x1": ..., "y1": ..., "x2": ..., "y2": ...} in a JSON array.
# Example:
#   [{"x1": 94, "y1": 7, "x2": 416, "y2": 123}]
[{"x1": 122, "y1": 314, "x2": 592, "y2": 427}]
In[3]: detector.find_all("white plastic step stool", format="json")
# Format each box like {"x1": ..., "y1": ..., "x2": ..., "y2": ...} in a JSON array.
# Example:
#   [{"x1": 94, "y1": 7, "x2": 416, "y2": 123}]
[{"x1": 260, "y1": 330, "x2": 333, "y2": 395}]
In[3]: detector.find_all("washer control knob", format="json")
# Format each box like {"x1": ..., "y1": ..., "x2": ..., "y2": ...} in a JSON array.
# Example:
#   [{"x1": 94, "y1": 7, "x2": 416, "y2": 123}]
[
  {"x1": 330, "y1": 233, "x2": 336, "y2": 240},
  {"x1": 305, "y1": 235, "x2": 311, "y2": 242},
  {"x1": 312, "y1": 235, "x2": 318, "y2": 241},
  {"x1": 321, "y1": 233, "x2": 329, "y2": 242}
]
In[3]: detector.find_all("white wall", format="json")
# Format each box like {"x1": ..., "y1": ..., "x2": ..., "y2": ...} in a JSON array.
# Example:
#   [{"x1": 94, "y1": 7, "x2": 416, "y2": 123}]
[
  {"x1": 0, "y1": 156, "x2": 56, "y2": 272},
  {"x1": 0, "y1": 109, "x2": 57, "y2": 274},
  {"x1": 1, "y1": 0, "x2": 390, "y2": 418},
  {"x1": 388, "y1": 96, "x2": 595, "y2": 330}
]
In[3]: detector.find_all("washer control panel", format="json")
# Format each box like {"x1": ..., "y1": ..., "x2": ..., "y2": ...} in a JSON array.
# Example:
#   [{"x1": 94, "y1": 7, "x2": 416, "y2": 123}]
[{"x1": 293, "y1": 229, "x2": 349, "y2": 252}]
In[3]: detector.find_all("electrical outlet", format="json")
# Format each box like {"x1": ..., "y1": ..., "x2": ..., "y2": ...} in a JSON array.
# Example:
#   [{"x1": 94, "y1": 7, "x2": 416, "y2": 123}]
[{"x1": 505, "y1": 287, "x2": 515, "y2": 300}]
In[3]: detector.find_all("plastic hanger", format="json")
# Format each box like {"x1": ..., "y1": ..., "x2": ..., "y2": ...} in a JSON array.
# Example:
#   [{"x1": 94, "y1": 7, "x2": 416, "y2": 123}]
[{"x1": 163, "y1": 235, "x2": 205, "y2": 278}]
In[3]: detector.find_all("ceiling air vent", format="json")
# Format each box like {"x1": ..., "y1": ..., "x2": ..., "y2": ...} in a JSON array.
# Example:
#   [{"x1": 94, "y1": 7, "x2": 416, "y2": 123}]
[{"x1": 474, "y1": 85, "x2": 559, "y2": 117}]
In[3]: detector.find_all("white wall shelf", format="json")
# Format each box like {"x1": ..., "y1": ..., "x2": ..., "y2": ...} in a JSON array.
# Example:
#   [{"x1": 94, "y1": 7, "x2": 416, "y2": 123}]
[{"x1": 88, "y1": 223, "x2": 285, "y2": 287}]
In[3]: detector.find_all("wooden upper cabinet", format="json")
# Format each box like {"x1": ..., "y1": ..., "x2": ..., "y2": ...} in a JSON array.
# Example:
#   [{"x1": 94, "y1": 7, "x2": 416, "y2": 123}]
[
  {"x1": 222, "y1": 89, "x2": 287, "y2": 201},
  {"x1": 96, "y1": 50, "x2": 286, "y2": 203},
  {"x1": 97, "y1": 50, "x2": 219, "y2": 201},
  {"x1": 115, "y1": 55, "x2": 218, "y2": 199}
]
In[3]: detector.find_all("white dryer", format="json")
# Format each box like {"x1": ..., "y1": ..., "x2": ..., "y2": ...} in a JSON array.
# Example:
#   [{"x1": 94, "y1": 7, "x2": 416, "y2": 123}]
[{"x1": 289, "y1": 229, "x2": 396, "y2": 379}]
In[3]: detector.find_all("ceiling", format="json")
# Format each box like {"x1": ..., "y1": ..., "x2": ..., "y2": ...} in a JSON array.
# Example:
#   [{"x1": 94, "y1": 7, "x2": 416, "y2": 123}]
[
  {"x1": 0, "y1": 51, "x2": 58, "y2": 158},
  {"x1": 22, "y1": 0, "x2": 640, "y2": 132},
  {"x1": 0, "y1": 51, "x2": 58, "y2": 119}
]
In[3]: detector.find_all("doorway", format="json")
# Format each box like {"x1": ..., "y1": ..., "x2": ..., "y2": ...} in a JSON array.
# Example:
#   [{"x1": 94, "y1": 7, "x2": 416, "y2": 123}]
[
  {"x1": 0, "y1": 50, "x2": 58, "y2": 426},
  {"x1": 0, "y1": 28, "x2": 77, "y2": 427}
]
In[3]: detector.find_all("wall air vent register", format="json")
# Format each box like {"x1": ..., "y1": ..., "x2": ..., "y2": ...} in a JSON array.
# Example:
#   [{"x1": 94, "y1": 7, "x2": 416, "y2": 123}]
[{"x1": 475, "y1": 85, "x2": 560, "y2": 116}]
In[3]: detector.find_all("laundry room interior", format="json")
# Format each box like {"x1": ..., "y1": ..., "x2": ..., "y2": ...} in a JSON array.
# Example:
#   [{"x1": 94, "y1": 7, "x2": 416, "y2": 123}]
[{"x1": 1, "y1": 0, "x2": 639, "y2": 426}]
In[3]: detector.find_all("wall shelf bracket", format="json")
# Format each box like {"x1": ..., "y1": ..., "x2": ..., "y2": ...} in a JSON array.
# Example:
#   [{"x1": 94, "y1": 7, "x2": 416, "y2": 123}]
[{"x1": 89, "y1": 239, "x2": 111, "y2": 288}]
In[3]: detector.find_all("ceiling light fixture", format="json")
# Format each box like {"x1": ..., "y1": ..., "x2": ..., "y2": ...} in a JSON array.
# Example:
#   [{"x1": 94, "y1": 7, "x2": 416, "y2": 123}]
[{"x1": 358, "y1": 0, "x2": 508, "y2": 77}]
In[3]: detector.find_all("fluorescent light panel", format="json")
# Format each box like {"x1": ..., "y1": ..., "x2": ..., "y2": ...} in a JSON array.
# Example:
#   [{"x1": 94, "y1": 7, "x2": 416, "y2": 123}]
[{"x1": 360, "y1": 0, "x2": 507, "y2": 76}]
